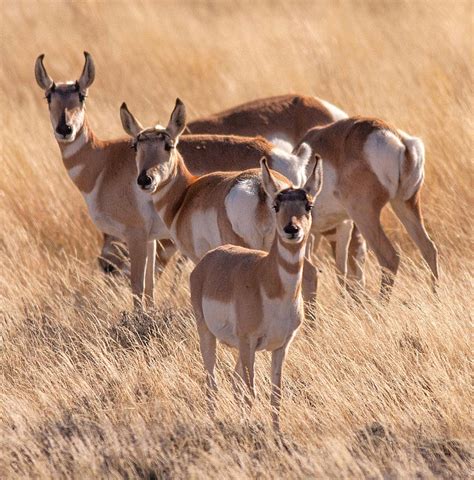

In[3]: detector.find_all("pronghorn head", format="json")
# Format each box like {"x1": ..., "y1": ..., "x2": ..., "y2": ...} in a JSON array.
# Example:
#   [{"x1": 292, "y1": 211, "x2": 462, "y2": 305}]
[
  {"x1": 35, "y1": 52, "x2": 95, "y2": 143},
  {"x1": 261, "y1": 154, "x2": 323, "y2": 244},
  {"x1": 120, "y1": 98, "x2": 186, "y2": 192}
]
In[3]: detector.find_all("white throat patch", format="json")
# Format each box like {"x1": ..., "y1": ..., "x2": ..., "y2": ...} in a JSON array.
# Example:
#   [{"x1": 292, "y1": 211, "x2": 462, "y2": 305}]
[{"x1": 62, "y1": 127, "x2": 88, "y2": 159}]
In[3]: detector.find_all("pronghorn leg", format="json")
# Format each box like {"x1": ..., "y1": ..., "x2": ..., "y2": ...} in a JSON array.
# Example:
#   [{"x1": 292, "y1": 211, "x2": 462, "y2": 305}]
[
  {"x1": 390, "y1": 192, "x2": 439, "y2": 289},
  {"x1": 144, "y1": 240, "x2": 156, "y2": 308},
  {"x1": 345, "y1": 204, "x2": 400, "y2": 299},
  {"x1": 333, "y1": 220, "x2": 353, "y2": 288},
  {"x1": 231, "y1": 355, "x2": 246, "y2": 405},
  {"x1": 346, "y1": 224, "x2": 367, "y2": 287},
  {"x1": 98, "y1": 233, "x2": 127, "y2": 274},
  {"x1": 302, "y1": 257, "x2": 318, "y2": 303},
  {"x1": 238, "y1": 337, "x2": 257, "y2": 406},
  {"x1": 127, "y1": 234, "x2": 148, "y2": 310},
  {"x1": 270, "y1": 344, "x2": 289, "y2": 432},
  {"x1": 155, "y1": 239, "x2": 178, "y2": 275},
  {"x1": 197, "y1": 321, "x2": 217, "y2": 416}
]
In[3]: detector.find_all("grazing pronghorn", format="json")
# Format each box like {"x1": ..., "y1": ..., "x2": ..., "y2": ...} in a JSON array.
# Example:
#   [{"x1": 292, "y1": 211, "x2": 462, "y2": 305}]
[
  {"x1": 120, "y1": 99, "x2": 321, "y2": 300},
  {"x1": 190, "y1": 156, "x2": 323, "y2": 431},
  {"x1": 293, "y1": 117, "x2": 439, "y2": 297},
  {"x1": 101, "y1": 93, "x2": 365, "y2": 287},
  {"x1": 35, "y1": 52, "x2": 318, "y2": 306}
]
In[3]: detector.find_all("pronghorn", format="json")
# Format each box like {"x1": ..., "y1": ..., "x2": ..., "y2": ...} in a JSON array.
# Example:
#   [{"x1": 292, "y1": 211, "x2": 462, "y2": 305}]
[
  {"x1": 120, "y1": 99, "x2": 321, "y2": 300},
  {"x1": 34, "y1": 52, "x2": 317, "y2": 306},
  {"x1": 293, "y1": 117, "x2": 439, "y2": 297},
  {"x1": 190, "y1": 156, "x2": 323, "y2": 431},
  {"x1": 101, "y1": 94, "x2": 365, "y2": 287}
]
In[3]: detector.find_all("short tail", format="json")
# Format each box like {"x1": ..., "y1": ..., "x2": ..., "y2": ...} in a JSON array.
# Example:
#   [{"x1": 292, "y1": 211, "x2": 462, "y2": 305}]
[{"x1": 398, "y1": 130, "x2": 425, "y2": 200}]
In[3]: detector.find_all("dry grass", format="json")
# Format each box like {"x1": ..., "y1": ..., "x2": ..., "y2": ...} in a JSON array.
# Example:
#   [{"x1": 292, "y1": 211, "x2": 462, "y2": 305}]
[{"x1": 1, "y1": 1, "x2": 472, "y2": 478}]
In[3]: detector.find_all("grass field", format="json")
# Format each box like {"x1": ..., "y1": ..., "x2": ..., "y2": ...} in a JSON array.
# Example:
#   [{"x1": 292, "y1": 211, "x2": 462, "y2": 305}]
[{"x1": 0, "y1": 1, "x2": 472, "y2": 478}]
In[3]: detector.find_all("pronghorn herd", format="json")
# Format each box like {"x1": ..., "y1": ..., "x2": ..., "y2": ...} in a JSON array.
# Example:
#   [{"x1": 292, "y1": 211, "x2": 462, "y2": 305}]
[{"x1": 35, "y1": 51, "x2": 438, "y2": 430}]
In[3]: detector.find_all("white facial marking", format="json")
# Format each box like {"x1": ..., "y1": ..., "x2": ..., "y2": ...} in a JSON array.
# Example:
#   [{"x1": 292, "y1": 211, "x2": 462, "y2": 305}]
[
  {"x1": 364, "y1": 130, "x2": 404, "y2": 199},
  {"x1": 317, "y1": 98, "x2": 349, "y2": 121}
]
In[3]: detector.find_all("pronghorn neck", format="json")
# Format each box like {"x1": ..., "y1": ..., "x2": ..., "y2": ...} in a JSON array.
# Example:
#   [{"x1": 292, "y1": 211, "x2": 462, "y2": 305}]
[
  {"x1": 58, "y1": 118, "x2": 106, "y2": 193},
  {"x1": 152, "y1": 152, "x2": 195, "y2": 228},
  {"x1": 265, "y1": 233, "x2": 306, "y2": 298},
  {"x1": 58, "y1": 118, "x2": 97, "y2": 165}
]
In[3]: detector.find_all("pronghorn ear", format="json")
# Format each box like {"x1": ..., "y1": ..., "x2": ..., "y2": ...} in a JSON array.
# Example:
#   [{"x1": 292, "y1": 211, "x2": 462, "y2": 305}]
[
  {"x1": 35, "y1": 54, "x2": 54, "y2": 90},
  {"x1": 304, "y1": 154, "x2": 323, "y2": 198},
  {"x1": 260, "y1": 157, "x2": 284, "y2": 199},
  {"x1": 78, "y1": 51, "x2": 95, "y2": 91},
  {"x1": 120, "y1": 102, "x2": 143, "y2": 137},
  {"x1": 166, "y1": 98, "x2": 187, "y2": 140}
]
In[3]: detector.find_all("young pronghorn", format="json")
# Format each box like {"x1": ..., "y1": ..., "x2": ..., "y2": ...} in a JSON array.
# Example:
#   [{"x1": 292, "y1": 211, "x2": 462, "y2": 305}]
[
  {"x1": 190, "y1": 156, "x2": 323, "y2": 431},
  {"x1": 120, "y1": 99, "x2": 322, "y2": 300},
  {"x1": 35, "y1": 52, "x2": 320, "y2": 306},
  {"x1": 293, "y1": 117, "x2": 439, "y2": 297}
]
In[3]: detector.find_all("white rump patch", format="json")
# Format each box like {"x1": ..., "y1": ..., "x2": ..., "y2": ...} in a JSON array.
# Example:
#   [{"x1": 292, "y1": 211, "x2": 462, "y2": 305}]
[
  {"x1": 267, "y1": 133, "x2": 294, "y2": 149},
  {"x1": 271, "y1": 142, "x2": 311, "y2": 187},
  {"x1": 269, "y1": 137, "x2": 294, "y2": 153},
  {"x1": 397, "y1": 129, "x2": 425, "y2": 200},
  {"x1": 225, "y1": 177, "x2": 267, "y2": 249},
  {"x1": 318, "y1": 98, "x2": 349, "y2": 121},
  {"x1": 364, "y1": 130, "x2": 404, "y2": 199}
]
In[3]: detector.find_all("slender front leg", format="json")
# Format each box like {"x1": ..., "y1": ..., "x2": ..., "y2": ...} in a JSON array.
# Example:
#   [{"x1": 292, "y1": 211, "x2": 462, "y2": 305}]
[
  {"x1": 144, "y1": 240, "x2": 156, "y2": 308},
  {"x1": 127, "y1": 234, "x2": 148, "y2": 310},
  {"x1": 238, "y1": 336, "x2": 257, "y2": 407},
  {"x1": 197, "y1": 321, "x2": 217, "y2": 417},
  {"x1": 271, "y1": 345, "x2": 289, "y2": 432},
  {"x1": 334, "y1": 220, "x2": 353, "y2": 286}
]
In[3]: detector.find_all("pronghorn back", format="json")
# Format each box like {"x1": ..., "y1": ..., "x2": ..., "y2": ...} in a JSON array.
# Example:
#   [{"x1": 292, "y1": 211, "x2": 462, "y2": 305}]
[{"x1": 187, "y1": 94, "x2": 348, "y2": 145}]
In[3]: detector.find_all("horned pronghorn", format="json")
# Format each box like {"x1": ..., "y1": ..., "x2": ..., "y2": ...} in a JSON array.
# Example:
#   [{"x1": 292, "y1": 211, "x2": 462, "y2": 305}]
[
  {"x1": 35, "y1": 52, "x2": 319, "y2": 306},
  {"x1": 120, "y1": 99, "x2": 323, "y2": 300},
  {"x1": 101, "y1": 93, "x2": 365, "y2": 288},
  {"x1": 190, "y1": 156, "x2": 323, "y2": 431},
  {"x1": 293, "y1": 117, "x2": 439, "y2": 298}
]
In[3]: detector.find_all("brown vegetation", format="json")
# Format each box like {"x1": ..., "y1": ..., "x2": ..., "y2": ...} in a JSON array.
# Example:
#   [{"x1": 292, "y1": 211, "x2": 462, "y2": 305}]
[{"x1": 0, "y1": 1, "x2": 472, "y2": 478}]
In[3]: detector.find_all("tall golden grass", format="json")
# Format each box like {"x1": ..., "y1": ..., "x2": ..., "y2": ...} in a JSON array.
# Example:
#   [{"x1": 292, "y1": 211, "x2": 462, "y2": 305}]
[{"x1": 1, "y1": 1, "x2": 472, "y2": 478}]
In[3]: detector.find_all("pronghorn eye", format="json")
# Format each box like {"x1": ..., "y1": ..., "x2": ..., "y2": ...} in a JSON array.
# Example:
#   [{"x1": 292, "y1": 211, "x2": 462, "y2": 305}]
[
  {"x1": 306, "y1": 203, "x2": 313, "y2": 212},
  {"x1": 131, "y1": 141, "x2": 138, "y2": 152},
  {"x1": 273, "y1": 204, "x2": 280, "y2": 213},
  {"x1": 78, "y1": 92, "x2": 87, "y2": 103},
  {"x1": 44, "y1": 94, "x2": 51, "y2": 104},
  {"x1": 164, "y1": 143, "x2": 172, "y2": 152}
]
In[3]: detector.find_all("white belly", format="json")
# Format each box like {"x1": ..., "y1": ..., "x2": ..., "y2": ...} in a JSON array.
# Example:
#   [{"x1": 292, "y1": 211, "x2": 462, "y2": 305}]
[{"x1": 202, "y1": 297, "x2": 238, "y2": 348}]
